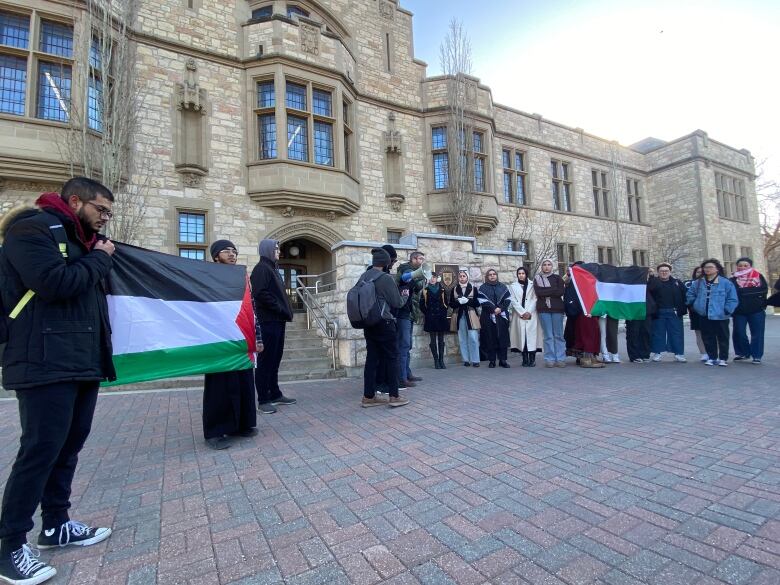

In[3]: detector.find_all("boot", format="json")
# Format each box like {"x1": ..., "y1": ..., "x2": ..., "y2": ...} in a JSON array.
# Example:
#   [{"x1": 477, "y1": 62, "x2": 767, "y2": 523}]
[
  {"x1": 429, "y1": 342, "x2": 441, "y2": 369},
  {"x1": 528, "y1": 352, "x2": 536, "y2": 367},
  {"x1": 521, "y1": 350, "x2": 529, "y2": 367},
  {"x1": 579, "y1": 352, "x2": 605, "y2": 368},
  {"x1": 437, "y1": 337, "x2": 446, "y2": 369}
]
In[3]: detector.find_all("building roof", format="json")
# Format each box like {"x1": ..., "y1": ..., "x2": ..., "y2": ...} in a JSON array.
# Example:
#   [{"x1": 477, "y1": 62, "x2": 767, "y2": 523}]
[{"x1": 628, "y1": 137, "x2": 668, "y2": 154}]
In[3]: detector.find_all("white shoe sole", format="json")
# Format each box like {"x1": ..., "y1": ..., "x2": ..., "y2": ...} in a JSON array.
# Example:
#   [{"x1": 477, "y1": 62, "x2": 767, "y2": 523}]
[
  {"x1": 0, "y1": 566, "x2": 56, "y2": 585},
  {"x1": 38, "y1": 528, "x2": 111, "y2": 550}
]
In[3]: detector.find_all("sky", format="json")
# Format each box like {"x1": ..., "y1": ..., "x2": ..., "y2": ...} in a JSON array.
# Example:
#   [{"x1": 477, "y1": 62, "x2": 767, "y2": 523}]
[{"x1": 401, "y1": 0, "x2": 780, "y2": 185}]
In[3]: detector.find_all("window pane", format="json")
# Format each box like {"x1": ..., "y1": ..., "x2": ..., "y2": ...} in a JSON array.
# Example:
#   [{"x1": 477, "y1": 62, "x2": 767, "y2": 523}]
[
  {"x1": 312, "y1": 88, "x2": 332, "y2": 116},
  {"x1": 258, "y1": 113, "x2": 277, "y2": 159},
  {"x1": 551, "y1": 160, "x2": 558, "y2": 178},
  {"x1": 314, "y1": 120, "x2": 333, "y2": 166},
  {"x1": 433, "y1": 152, "x2": 448, "y2": 189},
  {"x1": 0, "y1": 11, "x2": 29, "y2": 48},
  {"x1": 561, "y1": 163, "x2": 569, "y2": 181},
  {"x1": 628, "y1": 196, "x2": 634, "y2": 221},
  {"x1": 506, "y1": 240, "x2": 514, "y2": 251},
  {"x1": 287, "y1": 114, "x2": 308, "y2": 161},
  {"x1": 0, "y1": 54, "x2": 26, "y2": 115},
  {"x1": 593, "y1": 189, "x2": 600, "y2": 215},
  {"x1": 601, "y1": 172, "x2": 607, "y2": 188},
  {"x1": 503, "y1": 172, "x2": 512, "y2": 203},
  {"x1": 344, "y1": 131, "x2": 351, "y2": 173},
  {"x1": 87, "y1": 77, "x2": 102, "y2": 132},
  {"x1": 252, "y1": 6, "x2": 273, "y2": 19},
  {"x1": 562, "y1": 183, "x2": 571, "y2": 211},
  {"x1": 592, "y1": 170, "x2": 598, "y2": 186},
  {"x1": 40, "y1": 20, "x2": 73, "y2": 57},
  {"x1": 474, "y1": 156, "x2": 484, "y2": 191},
  {"x1": 515, "y1": 152, "x2": 523, "y2": 172},
  {"x1": 633, "y1": 180, "x2": 639, "y2": 195},
  {"x1": 502, "y1": 149, "x2": 511, "y2": 168},
  {"x1": 37, "y1": 62, "x2": 71, "y2": 122},
  {"x1": 516, "y1": 175, "x2": 526, "y2": 205},
  {"x1": 287, "y1": 5, "x2": 309, "y2": 18},
  {"x1": 285, "y1": 82, "x2": 306, "y2": 110},
  {"x1": 431, "y1": 126, "x2": 447, "y2": 149},
  {"x1": 180, "y1": 248, "x2": 205, "y2": 261},
  {"x1": 552, "y1": 182, "x2": 560, "y2": 210},
  {"x1": 178, "y1": 212, "x2": 205, "y2": 244},
  {"x1": 89, "y1": 37, "x2": 102, "y2": 70},
  {"x1": 342, "y1": 101, "x2": 350, "y2": 126},
  {"x1": 387, "y1": 230, "x2": 402, "y2": 244},
  {"x1": 257, "y1": 80, "x2": 275, "y2": 108},
  {"x1": 472, "y1": 131, "x2": 483, "y2": 153}
]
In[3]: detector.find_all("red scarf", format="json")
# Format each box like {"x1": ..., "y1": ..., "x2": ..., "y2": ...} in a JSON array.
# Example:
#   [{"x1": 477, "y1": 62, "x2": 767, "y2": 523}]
[
  {"x1": 36, "y1": 192, "x2": 97, "y2": 249},
  {"x1": 733, "y1": 267, "x2": 761, "y2": 288}
]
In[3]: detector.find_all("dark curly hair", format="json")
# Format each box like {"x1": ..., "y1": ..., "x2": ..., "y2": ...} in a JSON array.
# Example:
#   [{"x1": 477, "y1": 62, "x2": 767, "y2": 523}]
[{"x1": 700, "y1": 258, "x2": 725, "y2": 276}]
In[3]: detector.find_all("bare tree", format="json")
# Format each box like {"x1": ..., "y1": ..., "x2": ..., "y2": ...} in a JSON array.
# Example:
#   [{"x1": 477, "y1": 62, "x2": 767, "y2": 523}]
[
  {"x1": 57, "y1": 0, "x2": 148, "y2": 244},
  {"x1": 650, "y1": 232, "x2": 692, "y2": 274},
  {"x1": 510, "y1": 206, "x2": 565, "y2": 272},
  {"x1": 608, "y1": 144, "x2": 630, "y2": 264},
  {"x1": 439, "y1": 19, "x2": 477, "y2": 236}
]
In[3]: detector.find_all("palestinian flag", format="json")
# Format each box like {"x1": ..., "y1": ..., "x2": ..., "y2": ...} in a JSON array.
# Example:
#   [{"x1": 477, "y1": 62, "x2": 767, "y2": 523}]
[
  {"x1": 570, "y1": 263, "x2": 648, "y2": 320},
  {"x1": 104, "y1": 243, "x2": 256, "y2": 387}
]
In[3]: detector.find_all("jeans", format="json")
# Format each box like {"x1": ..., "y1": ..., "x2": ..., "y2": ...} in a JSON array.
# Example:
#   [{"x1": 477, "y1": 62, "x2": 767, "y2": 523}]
[
  {"x1": 0, "y1": 381, "x2": 99, "y2": 552},
  {"x1": 732, "y1": 311, "x2": 766, "y2": 359},
  {"x1": 651, "y1": 309, "x2": 684, "y2": 355},
  {"x1": 255, "y1": 320, "x2": 286, "y2": 404},
  {"x1": 397, "y1": 318, "x2": 414, "y2": 380},
  {"x1": 457, "y1": 315, "x2": 480, "y2": 363},
  {"x1": 700, "y1": 318, "x2": 730, "y2": 361},
  {"x1": 364, "y1": 320, "x2": 399, "y2": 398},
  {"x1": 539, "y1": 312, "x2": 566, "y2": 362}
]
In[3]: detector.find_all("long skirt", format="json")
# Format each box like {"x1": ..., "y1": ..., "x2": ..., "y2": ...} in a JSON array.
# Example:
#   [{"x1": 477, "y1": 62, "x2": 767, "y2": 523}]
[
  {"x1": 574, "y1": 315, "x2": 601, "y2": 354},
  {"x1": 203, "y1": 368, "x2": 257, "y2": 439}
]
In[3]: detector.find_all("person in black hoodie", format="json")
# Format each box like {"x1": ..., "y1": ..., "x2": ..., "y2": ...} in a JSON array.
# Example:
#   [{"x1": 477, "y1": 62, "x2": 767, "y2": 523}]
[
  {"x1": 251, "y1": 239, "x2": 296, "y2": 413},
  {"x1": 0, "y1": 178, "x2": 115, "y2": 585}
]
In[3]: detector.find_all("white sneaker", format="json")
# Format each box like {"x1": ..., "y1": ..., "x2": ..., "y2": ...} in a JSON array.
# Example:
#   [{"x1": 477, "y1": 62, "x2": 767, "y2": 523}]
[
  {"x1": 611, "y1": 353, "x2": 621, "y2": 363},
  {"x1": 650, "y1": 353, "x2": 661, "y2": 362},
  {"x1": 632, "y1": 358, "x2": 644, "y2": 363},
  {"x1": 601, "y1": 352, "x2": 612, "y2": 363},
  {"x1": 704, "y1": 359, "x2": 715, "y2": 366},
  {"x1": 717, "y1": 360, "x2": 728, "y2": 367},
  {"x1": 674, "y1": 355, "x2": 687, "y2": 363},
  {"x1": 700, "y1": 354, "x2": 709, "y2": 362}
]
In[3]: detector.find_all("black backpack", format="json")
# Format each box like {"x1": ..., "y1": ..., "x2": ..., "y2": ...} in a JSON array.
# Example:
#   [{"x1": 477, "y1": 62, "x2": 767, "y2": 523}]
[{"x1": 346, "y1": 270, "x2": 386, "y2": 329}]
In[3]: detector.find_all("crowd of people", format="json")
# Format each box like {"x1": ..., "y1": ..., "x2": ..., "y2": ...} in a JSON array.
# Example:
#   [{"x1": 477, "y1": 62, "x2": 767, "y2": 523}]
[{"x1": 0, "y1": 176, "x2": 776, "y2": 585}]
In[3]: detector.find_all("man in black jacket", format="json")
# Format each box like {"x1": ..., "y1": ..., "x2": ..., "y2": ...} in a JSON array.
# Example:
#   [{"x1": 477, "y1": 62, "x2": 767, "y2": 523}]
[
  {"x1": 251, "y1": 239, "x2": 296, "y2": 414},
  {"x1": 648, "y1": 263, "x2": 688, "y2": 362},
  {"x1": 0, "y1": 177, "x2": 115, "y2": 585}
]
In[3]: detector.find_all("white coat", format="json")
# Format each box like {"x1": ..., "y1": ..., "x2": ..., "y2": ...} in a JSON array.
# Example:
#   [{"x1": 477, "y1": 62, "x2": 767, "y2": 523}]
[{"x1": 509, "y1": 280, "x2": 541, "y2": 351}]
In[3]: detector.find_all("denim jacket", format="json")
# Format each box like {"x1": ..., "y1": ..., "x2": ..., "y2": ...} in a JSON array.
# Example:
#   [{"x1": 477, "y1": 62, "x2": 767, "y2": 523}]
[{"x1": 686, "y1": 276, "x2": 738, "y2": 321}]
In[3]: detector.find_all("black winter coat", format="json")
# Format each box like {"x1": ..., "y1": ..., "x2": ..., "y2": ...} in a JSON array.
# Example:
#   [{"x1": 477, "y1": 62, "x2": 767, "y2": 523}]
[
  {"x1": 419, "y1": 285, "x2": 449, "y2": 332},
  {"x1": 0, "y1": 208, "x2": 115, "y2": 389},
  {"x1": 250, "y1": 257, "x2": 293, "y2": 323},
  {"x1": 730, "y1": 274, "x2": 768, "y2": 315}
]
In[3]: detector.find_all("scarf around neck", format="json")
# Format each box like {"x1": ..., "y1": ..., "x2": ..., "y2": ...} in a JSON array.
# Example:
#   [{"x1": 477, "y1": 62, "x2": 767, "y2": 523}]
[
  {"x1": 733, "y1": 267, "x2": 761, "y2": 288},
  {"x1": 36, "y1": 192, "x2": 97, "y2": 249}
]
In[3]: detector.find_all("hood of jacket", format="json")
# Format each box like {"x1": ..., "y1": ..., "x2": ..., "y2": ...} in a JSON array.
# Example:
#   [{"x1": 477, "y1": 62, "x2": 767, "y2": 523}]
[
  {"x1": 0, "y1": 206, "x2": 38, "y2": 244},
  {"x1": 258, "y1": 239, "x2": 279, "y2": 262}
]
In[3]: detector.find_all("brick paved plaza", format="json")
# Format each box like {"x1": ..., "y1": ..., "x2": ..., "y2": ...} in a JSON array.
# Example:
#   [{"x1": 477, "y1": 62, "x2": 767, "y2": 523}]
[{"x1": 1, "y1": 318, "x2": 778, "y2": 585}]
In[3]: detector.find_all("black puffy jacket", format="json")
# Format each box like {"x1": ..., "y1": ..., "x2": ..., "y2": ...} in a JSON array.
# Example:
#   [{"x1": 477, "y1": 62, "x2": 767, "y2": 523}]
[
  {"x1": 0, "y1": 207, "x2": 115, "y2": 389},
  {"x1": 730, "y1": 274, "x2": 768, "y2": 315}
]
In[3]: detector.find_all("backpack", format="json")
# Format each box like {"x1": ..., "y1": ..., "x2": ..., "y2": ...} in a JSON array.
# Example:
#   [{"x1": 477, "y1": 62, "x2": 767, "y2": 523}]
[
  {"x1": 0, "y1": 212, "x2": 70, "y2": 347},
  {"x1": 346, "y1": 270, "x2": 386, "y2": 329}
]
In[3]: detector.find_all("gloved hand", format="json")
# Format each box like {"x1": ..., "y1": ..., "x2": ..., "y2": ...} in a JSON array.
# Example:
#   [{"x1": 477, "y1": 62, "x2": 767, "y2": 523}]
[
  {"x1": 400, "y1": 271, "x2": 412, "y2": 283},
  {"x1": 457, "y1": 296, "x2": 468, "y2": 304}
]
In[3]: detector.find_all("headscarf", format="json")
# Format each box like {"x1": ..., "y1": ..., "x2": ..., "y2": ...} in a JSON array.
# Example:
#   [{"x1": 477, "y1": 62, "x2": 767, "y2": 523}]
[
  {"x1": 534, "y1": 259, "x2": 554, "y2": 289},
  {"x1": 455, "y1": 270, "x2": 473, "y2": 298},
  {"x1": 210, "y1": 239, "x2": 236, "y2": 260},
  {"x1": 733, "y1": 267, "x2": 761, "y2": 288},
  {"x1": 478, "y1": 270, "x2": 510, "y2": 317},
  {"x1": 258, "y1": 239, "x2": 279, "y2": 263}
]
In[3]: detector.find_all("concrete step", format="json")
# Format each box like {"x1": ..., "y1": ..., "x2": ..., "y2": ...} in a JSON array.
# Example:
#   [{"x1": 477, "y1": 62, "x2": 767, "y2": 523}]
[
  {"x1": 283, "y1": 345, "x2": 330, "y2": 358},
  {"x1": 278, "y1": 367, "x2": 347, "y2": 382},
  {"x1": 283, "y1": 336, "x2": 327, "y2": 349},
  {"x1": 280, "y1": 356, "x2": 333, "y2": 370}
]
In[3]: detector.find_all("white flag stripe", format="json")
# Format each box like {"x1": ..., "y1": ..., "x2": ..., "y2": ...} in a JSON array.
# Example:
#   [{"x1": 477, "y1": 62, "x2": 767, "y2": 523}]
[
  {"x1": 108, "y1": 295, "x2": 244, "y2": 355},
  {"x1": 595, "y1": 282, "x2": 646, "y2": 304}
]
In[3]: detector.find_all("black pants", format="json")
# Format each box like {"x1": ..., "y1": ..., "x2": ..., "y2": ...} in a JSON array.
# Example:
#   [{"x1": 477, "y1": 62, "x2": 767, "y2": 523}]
[
  {"x1": 203, "y1": 369, "x2": 257, "y2": 439},
  {"x1": 364, "y1": 320, "x2": 399, "y2": 398},
  {"x1": 700, "y1": 318, "x2": 730, "y2": 361},
  {"x1": 626, "y1": 318, "x2": 652, "y2": 361},
  {"x1": 484, "y1": 346, "x2": 508, "y2": 362},
  {"x1": 0, "y1": 381, "x2": 99, "y2": 552},
  {"x1": 603, "y1": 316, "x2": 619, "y2": 354},
  {"x1": 255, "y1": 321, "x2": 286, "y2": 404}
]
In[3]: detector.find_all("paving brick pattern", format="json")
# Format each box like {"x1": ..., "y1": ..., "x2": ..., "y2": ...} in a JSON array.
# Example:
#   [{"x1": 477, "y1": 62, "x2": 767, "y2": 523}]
[{"x1": 1, "y1": 321, "x2": 779, "y2": 584}]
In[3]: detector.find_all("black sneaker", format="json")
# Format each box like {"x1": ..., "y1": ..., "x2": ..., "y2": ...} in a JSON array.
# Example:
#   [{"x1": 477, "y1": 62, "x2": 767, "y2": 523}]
[
  {"x1": 37, "y1": 521, "x2": 111, "y2": 550},
  {"x1": 270, "y1": 395, "x2": 297, "y2": 405},
  {"x1": 258, "y1": 402, "x2": 277, "y2": 414},
  {"x1": 0, "y1": 544, "x2": 56, "y2": 584},
  {"x1": 206, "y1": 437, "x2": 232, "y2": 450}
]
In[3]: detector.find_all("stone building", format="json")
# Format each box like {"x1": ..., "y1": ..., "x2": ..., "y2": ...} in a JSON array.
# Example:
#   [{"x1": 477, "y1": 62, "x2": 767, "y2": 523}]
[{"x1": 0, "y1": 0, "x2": 765, "y2": 369}]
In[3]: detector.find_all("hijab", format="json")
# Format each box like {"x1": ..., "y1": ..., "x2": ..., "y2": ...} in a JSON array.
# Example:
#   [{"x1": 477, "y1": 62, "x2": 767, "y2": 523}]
[
  {"x1": 455, "y1": 270, "x2": 473, "y2": 298},
  {"x1": 534, "y1": 259, "x2": 554, "y2": 288}
]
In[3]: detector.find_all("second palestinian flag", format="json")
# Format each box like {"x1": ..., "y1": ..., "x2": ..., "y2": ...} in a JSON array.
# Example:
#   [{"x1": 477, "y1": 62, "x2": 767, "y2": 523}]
[
  {"x1": 104, "y1": 243, "x2": 256, "y2": 387},
  {"x1": 570, "y1": 263, "x2": 648, "y2": 320}
]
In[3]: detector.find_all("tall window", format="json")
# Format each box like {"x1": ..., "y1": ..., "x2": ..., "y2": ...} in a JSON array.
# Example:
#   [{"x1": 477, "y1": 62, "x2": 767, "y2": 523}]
[
  {"x1": 502, "y1": 148, "x2": 527, "y2": 205},
  {"x1": 37, "y1": 20, "x2": 73, "y2": 122},
  {"x1": 592, "y1": 170, "x2": 610, "y2": 217},
  {"x1": 551, "y1": 159, "x2": 572, "y2": 211},
  {"x1": 0, "y1": 10, "x2": 29, "y2": 116},
  {"x1": 722, "y1": 244, "x2": 736, "y2": 275},
  {"x1": 627, "y1": 178, "x2": 642, "y2": 223},
  {"x1": 255, "y1": 80, "x2": 276, "y2": 159},
  {"x1": 556, "y1": 243, "x2": 577, "y2": 275},
  {"x1": 632, "y1": 249, "x2": 648, "y2": 267},
  {"x1": 312, "y1": 88, "x2": 333, "y2": 166},
  {"x1": 343, "y1": 98, "x2": 353, "y2": 174},
  {"x1": 716, "y1": 172, "x2": 747, "y2": 221},
  {"x1": 597, "y1": 246, "x2": 615, "y2": 265},
  {"x1": 431, "y1": 126, "x2": 449, "y2": 190},
  {"x1": 177, "y1": 211, "x2": 207, "y2": 260},
  {"x1": 86, "y1": 37, "x2": 105, "y2": 132},
  {"x1": 473, "y1": 131, "x2": 486, "y2": 192}
]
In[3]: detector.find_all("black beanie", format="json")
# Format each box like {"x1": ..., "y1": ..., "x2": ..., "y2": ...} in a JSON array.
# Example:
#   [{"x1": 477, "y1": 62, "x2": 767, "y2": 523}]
[
  {"x1": 371, "y1": 248, "x2": 391, "y2": 268},
  {"x1": 210, "y1": 239, "x2": 236, "y2": 260},
  {"x1": 381, "y1": 244, "x2": 397, "y2": 261}
]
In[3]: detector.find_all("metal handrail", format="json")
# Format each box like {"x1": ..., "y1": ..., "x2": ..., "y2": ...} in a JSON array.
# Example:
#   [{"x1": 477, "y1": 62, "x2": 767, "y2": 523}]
[
  {"x1": 295, "y1": 272, "x2": 339, "y2": 370},
  {"x1": 297, "y1": 270, "x2": 337, "y2": 294}
]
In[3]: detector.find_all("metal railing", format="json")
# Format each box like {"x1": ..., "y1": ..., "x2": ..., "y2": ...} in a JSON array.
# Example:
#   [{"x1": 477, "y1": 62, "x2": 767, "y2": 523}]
[{"x1": 295, "y1": 270, "x2": 339, "y2": 370}]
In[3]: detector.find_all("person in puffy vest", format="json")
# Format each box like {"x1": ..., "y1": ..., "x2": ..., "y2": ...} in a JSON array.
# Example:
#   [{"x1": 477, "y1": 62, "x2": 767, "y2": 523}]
[
  {"x1": 0, "y1": 177, "x2": 115, "y2": 585},
  {"x1": 360, "y1": 248, "x2": 408, "y2": 408}
]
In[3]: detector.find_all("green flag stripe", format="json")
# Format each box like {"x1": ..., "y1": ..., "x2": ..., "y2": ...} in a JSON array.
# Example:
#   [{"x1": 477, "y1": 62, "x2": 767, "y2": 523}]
[
  {"x1": 103, "y1": 340, "x2": 253, "y2": 387},
  {"x1": 591, "y1": 299, "x2": 646, "y2": 320}
]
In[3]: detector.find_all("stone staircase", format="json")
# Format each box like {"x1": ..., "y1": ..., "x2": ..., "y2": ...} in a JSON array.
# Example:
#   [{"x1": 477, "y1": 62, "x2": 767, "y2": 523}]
[{"x1": 278, "y1": 313, "x2": 346, "y2": 381}]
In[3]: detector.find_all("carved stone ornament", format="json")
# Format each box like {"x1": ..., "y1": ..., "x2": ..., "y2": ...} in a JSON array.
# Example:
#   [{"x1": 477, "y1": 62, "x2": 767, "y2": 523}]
[
  {"x1": 299, "y1": 23, "x2": 320, "y2": 56},
  {"x1": 464, "y1": 80, "x2": 477, "y2": 105},
  {"x1": 181, "y1": 172, "x2": 203, "y2": 188},
  {"x1": 281, "y1": 206, "x2": 296, "y2": 218},
  {"x1": 379, "y1": 0, "x2": 394, "y2": 20},
  {"x1": 176, "y1": 58, "x2": 207, "y2": 113},
  {"x1": 386, "y1": 193, "x2": 405, "y2": 212},
  {"x1": 326, "y1": 211, "x2": 336, "y2": 222},
  {"x1": 383, "y1": 112, "x2": 402, "y2": 154}
]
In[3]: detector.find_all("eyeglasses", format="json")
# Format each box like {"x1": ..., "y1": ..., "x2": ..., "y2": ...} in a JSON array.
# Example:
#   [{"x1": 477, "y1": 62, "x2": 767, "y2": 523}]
[
  {"x1": 85, "y1": 201, "x2": 113, "y2": 219},
  {"x1": 219, "y1": 248, "x2": 238, "y2": 255}
]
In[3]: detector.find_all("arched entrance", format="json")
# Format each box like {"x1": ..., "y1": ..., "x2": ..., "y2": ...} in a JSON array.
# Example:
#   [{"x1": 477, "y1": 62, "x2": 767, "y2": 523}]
[{"x1": 266, "y1": 221, "x2": 343, "y2": 311}]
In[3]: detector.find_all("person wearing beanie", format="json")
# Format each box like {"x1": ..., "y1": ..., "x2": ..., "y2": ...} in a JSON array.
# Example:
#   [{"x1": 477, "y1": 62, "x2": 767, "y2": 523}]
[
  {"x1": 251, "y1": 239, "x2": 296, "y2": 413},
  {"x1": 369, "y1": 245, "x2": 399, "y2": 396},
  {"x1": 202, "y1": 241, "x2": 260, "y2": 450},
  {"x1": 359, "y1": 249, "x2": 409, "y2": 408}
]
